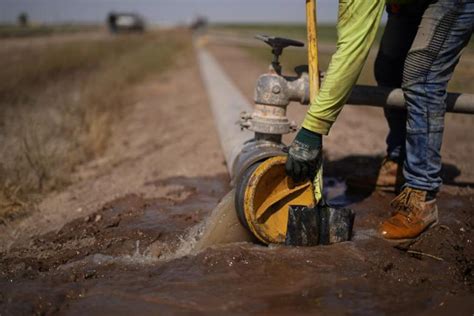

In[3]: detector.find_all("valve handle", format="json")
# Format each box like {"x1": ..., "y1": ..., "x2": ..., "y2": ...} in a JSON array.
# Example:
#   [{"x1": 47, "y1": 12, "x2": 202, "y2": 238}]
[
  {"x1": 255, "y1": 34, "x2": 304, "y2": 74},
  {"x1": 255, "y1": 34, "x2": 305, "y2": 52}
]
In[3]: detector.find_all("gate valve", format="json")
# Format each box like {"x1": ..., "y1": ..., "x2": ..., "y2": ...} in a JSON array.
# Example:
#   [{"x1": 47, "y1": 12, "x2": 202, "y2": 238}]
[{"x1": 255, "y1": 34, "x2": 304, "y2": 75}]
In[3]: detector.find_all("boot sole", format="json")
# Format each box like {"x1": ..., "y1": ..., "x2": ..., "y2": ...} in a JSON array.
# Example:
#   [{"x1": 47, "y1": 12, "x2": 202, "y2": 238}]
[{"x1": 381, "y1": 218, "x2": 440, "y2": 245}]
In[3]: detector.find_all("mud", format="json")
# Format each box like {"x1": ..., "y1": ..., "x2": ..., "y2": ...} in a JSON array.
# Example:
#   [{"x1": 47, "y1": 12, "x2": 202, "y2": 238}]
[
  {"x1": 1, "y1": 36, "x2": 474, "y2": 315},
  {"x1": 1, "y1": 174, "x2": 473, "y2": 315}
]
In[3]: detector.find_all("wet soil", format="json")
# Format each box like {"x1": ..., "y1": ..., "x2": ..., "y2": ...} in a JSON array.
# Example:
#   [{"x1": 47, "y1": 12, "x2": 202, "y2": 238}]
[
  {"x1": 1, "y1": 37, "x2": 474, "y2": 315},
  {"x1": 1, "y1": 178, "x2": 473, "y2": 315}
]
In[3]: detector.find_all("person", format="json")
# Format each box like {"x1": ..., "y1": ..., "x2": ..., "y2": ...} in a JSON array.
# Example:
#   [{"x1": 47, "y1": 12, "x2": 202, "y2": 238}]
[{"x1": 285, "y1": 0, "x2": 474, "y2": 242}]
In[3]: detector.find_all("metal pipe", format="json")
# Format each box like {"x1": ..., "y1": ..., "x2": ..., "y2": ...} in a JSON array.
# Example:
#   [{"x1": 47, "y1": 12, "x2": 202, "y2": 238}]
[
  {"x1": 349, "y1": 85, "x2": 474, "y2": 114},
  {"x1": 254, "y1": 72, "x2": 474, "y2": 114},
  {"x1": 295, "y1": 81, "x2": 474, "y2": 114},
  {"x1": 194, "y1": 42, "x2": 284, "y2": 248},
  {"x1": 195, "y1": 41, "x2": 254, "y2": 177}
]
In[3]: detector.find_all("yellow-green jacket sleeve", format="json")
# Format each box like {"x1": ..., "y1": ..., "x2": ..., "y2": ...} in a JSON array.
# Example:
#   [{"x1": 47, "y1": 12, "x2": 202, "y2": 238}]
[{"x1": 302, "y1": 0, "x2": 385, "y2": 135}]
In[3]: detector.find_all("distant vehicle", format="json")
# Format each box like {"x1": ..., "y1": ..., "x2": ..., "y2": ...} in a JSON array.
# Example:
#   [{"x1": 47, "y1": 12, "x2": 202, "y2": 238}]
[
  {"x1": 107, "y1": 12, "x2": 145, "y2": 33},
  {"x1": 18, "y1": 12, "x2": 28, "y2": 27},
  {"x1": 190, "y1": 16, "x2": 208, "y2": 32}
]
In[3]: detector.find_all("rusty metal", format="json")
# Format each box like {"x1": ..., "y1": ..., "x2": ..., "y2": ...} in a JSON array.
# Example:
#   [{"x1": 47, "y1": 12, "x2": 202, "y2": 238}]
[
  {"x1": 254, "y1": 72, "x2": 310, "y2": 106},
  {"x1": 240, "y1": 35, "x2": 309, "y2": 137}
]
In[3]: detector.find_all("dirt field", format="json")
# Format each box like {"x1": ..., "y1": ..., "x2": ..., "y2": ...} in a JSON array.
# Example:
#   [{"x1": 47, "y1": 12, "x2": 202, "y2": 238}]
[
  {"x1": 0, "y1": 30, "x2": 188, "y2": 221},
  {"x1": 1, "y1": 30, "x2": 473, "y2": 315}
]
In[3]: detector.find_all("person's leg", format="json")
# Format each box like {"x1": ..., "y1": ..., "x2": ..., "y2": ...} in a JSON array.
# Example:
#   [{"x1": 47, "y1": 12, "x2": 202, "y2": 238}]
[
  {"x1": 374, "y1": 4, "x2": 426, "y2": 162},
  {"x1": 380, "y1": 0, "x2": 474, "y2": 242},
  {"x1": 403, "y1": 0, "x2": 474, "y2": 193},
  {"x1": 350, "y1": 4, "x2": 426, "y2": 191}
]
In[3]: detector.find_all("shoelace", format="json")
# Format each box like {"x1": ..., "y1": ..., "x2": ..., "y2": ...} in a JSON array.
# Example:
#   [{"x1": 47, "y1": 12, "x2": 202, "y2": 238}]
[{"x1": 391, "y1": 188, "x2": 423, "y2": 220}]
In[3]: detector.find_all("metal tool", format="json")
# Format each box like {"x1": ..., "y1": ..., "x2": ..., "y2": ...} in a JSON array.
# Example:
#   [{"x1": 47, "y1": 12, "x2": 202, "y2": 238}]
[{"x1": 285, "y1": 205, "x2": 355, "y2": 246}]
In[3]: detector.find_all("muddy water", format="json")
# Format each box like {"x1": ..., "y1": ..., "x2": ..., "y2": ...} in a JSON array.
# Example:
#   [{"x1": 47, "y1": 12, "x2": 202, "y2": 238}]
[
  {"x1": 1, "y1": 175, "x2": 473, "y2": 315},
  {"x1": 193, "y1": 190, "x2": 255, "y2": 251},
  {"x1": 188, "y1": 178, "x2": 352, "y2": 253}
]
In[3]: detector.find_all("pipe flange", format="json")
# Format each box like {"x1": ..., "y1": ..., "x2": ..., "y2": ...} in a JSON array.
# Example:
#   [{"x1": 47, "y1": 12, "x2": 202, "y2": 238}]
[
  {"x1": 232, "y1": 139, "x2": 285, "y2": 185},
  {"x1": 248, "y1": 116, "x2": 294, "y2": 134}
]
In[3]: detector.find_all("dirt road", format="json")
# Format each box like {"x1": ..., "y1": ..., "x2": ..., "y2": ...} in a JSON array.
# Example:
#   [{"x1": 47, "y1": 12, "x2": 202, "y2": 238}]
[{"x1": 1, "y1": 34, "x2": 473, "y2": 315}]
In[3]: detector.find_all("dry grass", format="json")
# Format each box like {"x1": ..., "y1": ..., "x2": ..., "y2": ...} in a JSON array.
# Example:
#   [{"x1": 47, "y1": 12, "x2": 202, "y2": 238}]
[
  {"x1": 0, "y1": 24, "x2": 99, "y2": 39},
  {"x1": 0, "y1": 29, "x2": 191, "y2": 221}
]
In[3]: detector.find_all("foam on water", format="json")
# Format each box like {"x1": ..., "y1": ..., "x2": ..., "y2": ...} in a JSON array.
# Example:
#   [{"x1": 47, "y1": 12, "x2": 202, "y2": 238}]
[
  {"x1": 161, "y1": 189, "x2": 254, "y2": 260},
  {"x1": 57, "y1": 241, "x2": 161, "y2": 270},
  {"x1": 57, "y1": 190, "x2": 254, "y2": 269},
  {"x1": 59, "y1": 180, "x2": 362, "y2": 269}
]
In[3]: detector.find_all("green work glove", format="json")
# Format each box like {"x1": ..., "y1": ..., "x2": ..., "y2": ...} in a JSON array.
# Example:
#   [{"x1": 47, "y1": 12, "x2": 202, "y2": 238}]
[{"x1": 285, "y1": 127, "x2": 322, "y2": 183}]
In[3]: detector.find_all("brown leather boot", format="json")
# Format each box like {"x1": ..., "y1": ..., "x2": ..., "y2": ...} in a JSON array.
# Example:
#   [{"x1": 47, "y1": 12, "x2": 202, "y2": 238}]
[
  {"x1": 379, "y1": 187, "x2": 439, "y2": 242},
  {"x1": 347, "y1": 157, "x2": 404, "y2": 191}
]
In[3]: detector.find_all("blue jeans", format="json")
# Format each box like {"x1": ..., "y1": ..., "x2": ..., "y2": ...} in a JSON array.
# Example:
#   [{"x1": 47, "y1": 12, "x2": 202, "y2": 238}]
[{"x1": 375, "y1": 0, "x2": 474, "y2": 192}]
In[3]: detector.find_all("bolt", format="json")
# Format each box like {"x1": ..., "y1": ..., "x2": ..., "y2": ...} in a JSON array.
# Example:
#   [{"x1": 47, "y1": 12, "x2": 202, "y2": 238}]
[
  {"x1": 272, "y1": 85, "x2": 281, "y2": 94},
  {"x1": 240, "y1": 111, "x2": 252, "y2": 120},
  {"x1": 240, "y1": 121, "x2": 251, "y2": 131},
  {"x1": 289, "y1": 121, "x2": 298, "y2": 132}
]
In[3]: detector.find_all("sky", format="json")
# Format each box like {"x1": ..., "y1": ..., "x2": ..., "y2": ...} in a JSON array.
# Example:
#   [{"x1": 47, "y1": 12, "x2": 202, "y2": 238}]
[{"x1": 0, "y1": 0, "x2": 340, "y2": 25}]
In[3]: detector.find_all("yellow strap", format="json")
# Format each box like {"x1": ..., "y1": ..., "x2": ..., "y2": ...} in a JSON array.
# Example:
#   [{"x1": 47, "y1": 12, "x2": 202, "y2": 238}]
[{"x1": 313, "y1": 158, "x2": 324, "y2": 204}]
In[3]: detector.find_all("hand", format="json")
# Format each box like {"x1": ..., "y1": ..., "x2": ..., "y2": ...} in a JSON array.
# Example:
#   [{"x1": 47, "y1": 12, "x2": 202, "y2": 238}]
[{"x1": 285, "y1": 127, "x2": 322, "y2": 183}]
